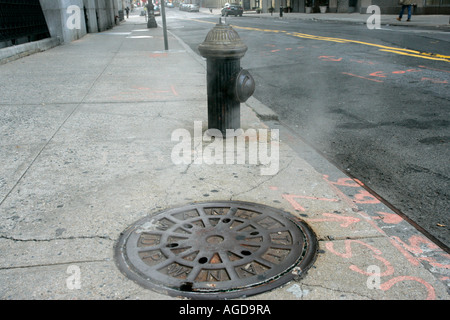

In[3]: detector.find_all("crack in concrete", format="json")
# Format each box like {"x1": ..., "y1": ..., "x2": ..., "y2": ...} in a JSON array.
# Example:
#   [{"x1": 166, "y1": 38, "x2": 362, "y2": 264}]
[
  {"x1": 317, "y1": 235, "x2": 385, "y2": 241},
  {"x1": 0, "y1": 234, "x2": 114, "y2": 243},
  {"x1": 230, "y1": 157, "x2": 294, "y2": 199},
  {"x1": 300, "y1": 283, "x2": 374, "y2": 300},
  {"x1": 0, "y1": 259, "x2": 110, "y2": 271}
]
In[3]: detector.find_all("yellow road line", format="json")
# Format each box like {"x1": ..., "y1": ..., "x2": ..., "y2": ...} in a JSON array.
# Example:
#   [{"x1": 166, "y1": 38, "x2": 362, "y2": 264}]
[
  {"x1": 378, "y1": 49, "x2": 450, "y2": 62},
  {"x1": 190, "y1": 18, "x2": 450, "y2": 62},
  {"x1": 286, "y1": 32, "x2": 450, "y2": 62}
]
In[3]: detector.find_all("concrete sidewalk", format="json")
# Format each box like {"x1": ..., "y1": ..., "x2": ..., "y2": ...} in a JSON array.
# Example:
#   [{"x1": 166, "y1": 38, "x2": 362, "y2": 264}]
[
  {"x1": 202, "y1": 7, "x2": 450, "y2": 28},
  {"x1": 0, "y1": 14, "x2": 449, "y2": 300}
]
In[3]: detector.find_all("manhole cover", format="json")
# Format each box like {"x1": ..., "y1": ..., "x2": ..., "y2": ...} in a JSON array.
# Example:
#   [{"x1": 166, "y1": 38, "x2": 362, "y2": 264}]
[{"x1": 115, "y1": 201, "x2": 317, "y2": 299}]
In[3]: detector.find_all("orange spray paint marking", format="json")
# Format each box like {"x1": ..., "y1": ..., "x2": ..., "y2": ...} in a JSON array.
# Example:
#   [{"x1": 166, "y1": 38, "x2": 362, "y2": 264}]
[
  {"x1": 380, "y1": 276, "x2": 436, "y2": 300},
  {"x1": 418, "y1": 257, "x2": 450, "y2": 269},
  {"x1": 323, "y1": 179, "x2": 421, "y2": 267},
  {"x1": 370, "y1": 71, "x2": 387, "y2": 78},
  {"x1": 390, "y1": 235, "x2": 450, "y2": 269},
  {"x1": 391, "y1": 235, "x2": 440, "y2": 254},
  {"x1": 171, "y1": 85, "x2": 179, "y2": 96},
  {"x1": 282, "y1": 194, "x2": 339, "y2": 212},
  {"x1": 319, "y1": 56, "x2": 343, "y2": 62},
  {"x1": 323, "y1": 175, "x2": 359, "y2": 187},
  {"x1": 373, "y1": 211, "x2": 403, "y2": 224},
  {"x1": 326, "y1": 239, "x2": 394, "y2": 276},
  {"x1": 418, "y1": 65, "x2": 450, "y2": 73},
  {"x1": 323, "y1": 180, "x2": 359, "y2": 210},
  {"x1": 389, "y1": 234, "x2": 450, "y2": 268},
  {"x1": 342, "y1": 72, "x2": 384, "y2": 83},
  {"x1": 306, "y1": 212, "x2": 360, "y2": 228},
  {"x1": 421, "y1": 77, "x2": 448, "y2": 84},
  {"x1": 133, "y1": 86, "x2": 151, "y2": 90},
  {"x1": 322, "y1": 175, "x2": 446, "y2": 294},
  {"x1": 356, "y1": 210, "x2": 422, "y2": 266},
  {"x1": 326, "y1": 237, "x2": 437, "y2": 299},
  {"x1": 391, "y1": 69, "x2": 420, "y2": 74},
  {"x1": 149, "y1": 52, "x2": 168, "y2": 58},
  {"x1": 350, "y1": 255, "x2": 394, "y2": 277},
  {"x1": 353, "y1": 189, "x2": 380, "y2": 204},
  {"x1": 326, "y1": 239, "x2": 382, "y2": 258}
]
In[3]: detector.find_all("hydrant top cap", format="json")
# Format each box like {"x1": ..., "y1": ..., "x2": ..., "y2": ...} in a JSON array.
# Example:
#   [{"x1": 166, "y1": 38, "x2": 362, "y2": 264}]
[{"x1": 198, "y1": 24, "x2": 248, "y2": 59}]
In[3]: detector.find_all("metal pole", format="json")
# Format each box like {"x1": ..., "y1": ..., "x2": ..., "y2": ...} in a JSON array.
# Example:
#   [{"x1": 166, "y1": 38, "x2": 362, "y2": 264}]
[{"x1": 160, "y1": 1, "x2": 169, "y2": 51}]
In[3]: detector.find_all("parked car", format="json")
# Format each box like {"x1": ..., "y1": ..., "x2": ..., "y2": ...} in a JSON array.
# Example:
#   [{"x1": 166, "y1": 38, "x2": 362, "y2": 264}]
[
  {"x1": 165, "y1": 1, "x2": 174, "y2": 8},
  {"x1": 221, "y1": 3, "x2": 243, "y2": 16},
  {"x1": 187, "y1": 4, "x2": 199, "y2": 12},
  {"x1": 179, "y1": 3, "x2": 199, "y2": 12},
  {"x1": 154, "y1": 4, "x2": 161, "y2": 15}
]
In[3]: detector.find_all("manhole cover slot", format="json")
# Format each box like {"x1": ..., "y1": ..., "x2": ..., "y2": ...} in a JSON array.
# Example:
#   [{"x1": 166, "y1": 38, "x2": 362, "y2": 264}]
[{"x1": 115, "y1": 201, "x2": 318, "y2": 299}]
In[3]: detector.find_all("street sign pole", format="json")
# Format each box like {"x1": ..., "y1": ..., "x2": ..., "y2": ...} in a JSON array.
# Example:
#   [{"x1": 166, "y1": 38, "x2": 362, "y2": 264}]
[{"x1": 160, "y1": 1, "x2": 169, "y2": 51}]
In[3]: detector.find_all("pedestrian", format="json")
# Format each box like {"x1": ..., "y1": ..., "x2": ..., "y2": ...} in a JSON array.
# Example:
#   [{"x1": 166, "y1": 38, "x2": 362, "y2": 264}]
[
  {"x1": 125, "y1": 6, "x2": 130, "y2": 18},
  {"x1": 396, "y1": 0, "x2": 414, "y2": 22}
]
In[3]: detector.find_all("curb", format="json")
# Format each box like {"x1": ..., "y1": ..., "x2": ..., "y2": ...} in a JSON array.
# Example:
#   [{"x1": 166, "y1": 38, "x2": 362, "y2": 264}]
[
  {"x1": 0, "y1": 37, "x2": 60, "y2": 65},
  {"x1": 245, "y1": 96, "x2": 279, "y2": 121}
]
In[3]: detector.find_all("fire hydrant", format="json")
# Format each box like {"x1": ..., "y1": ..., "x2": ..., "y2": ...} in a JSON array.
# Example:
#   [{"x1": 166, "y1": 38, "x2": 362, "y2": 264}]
[{"x1": 198, "y1": 19, "x2": 255, "y2": 137}]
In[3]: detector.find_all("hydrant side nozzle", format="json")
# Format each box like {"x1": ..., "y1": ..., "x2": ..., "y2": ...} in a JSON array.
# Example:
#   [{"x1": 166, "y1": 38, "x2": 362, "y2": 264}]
[{"x1": 235, "y1": 69, "x2": 255, "y2": 103}]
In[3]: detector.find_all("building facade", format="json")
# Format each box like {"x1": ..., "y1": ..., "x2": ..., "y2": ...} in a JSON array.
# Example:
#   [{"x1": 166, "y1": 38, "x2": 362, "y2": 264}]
[
  {"x1": 39, "y1": 0, "x2": 125, "y2": 44},
  {"x1": 202, "y1": 0, "x2": 449, "y2": 13},
  {"x1": 1, "y1": 0, "x2": 129, "y2": 61}
]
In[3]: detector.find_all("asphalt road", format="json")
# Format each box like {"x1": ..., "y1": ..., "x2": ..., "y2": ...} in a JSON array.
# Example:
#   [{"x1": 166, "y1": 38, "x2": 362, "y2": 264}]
[{"x1": 164, "y1": 10, "x2": 450, "y2": 248}]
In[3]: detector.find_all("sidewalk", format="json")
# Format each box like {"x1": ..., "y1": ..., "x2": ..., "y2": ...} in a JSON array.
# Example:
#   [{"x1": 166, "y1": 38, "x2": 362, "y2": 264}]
[
  {"x1": 202, "y1": 7, "x2": 450, "y2": 28},
  {"x1": 0, "y1": 14, "x2": 449, "y2": 300}
]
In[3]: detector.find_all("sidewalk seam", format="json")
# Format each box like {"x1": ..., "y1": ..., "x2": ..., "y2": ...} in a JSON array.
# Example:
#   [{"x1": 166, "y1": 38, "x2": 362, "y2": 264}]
[
  {"x1": 0, "y1": 34, "x2": 128, "y2": 208},
  {"x1": 0, "y1": 259, "x2": 109, "y2": 271}
]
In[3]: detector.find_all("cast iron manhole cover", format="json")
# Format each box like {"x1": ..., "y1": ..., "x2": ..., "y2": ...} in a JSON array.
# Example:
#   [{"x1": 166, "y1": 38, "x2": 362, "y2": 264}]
[{"x1": 115, "y1": 201, "x2": 317, "y2": 299}]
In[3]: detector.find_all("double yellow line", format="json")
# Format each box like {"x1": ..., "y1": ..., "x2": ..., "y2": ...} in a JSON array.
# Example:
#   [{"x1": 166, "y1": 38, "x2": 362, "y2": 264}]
[
  {"x1": 191, "y1": 19, "x2": 450, "y2": 62},
  {"x1": 286, "y1": 31, "x2": 450, "y2": 62}
]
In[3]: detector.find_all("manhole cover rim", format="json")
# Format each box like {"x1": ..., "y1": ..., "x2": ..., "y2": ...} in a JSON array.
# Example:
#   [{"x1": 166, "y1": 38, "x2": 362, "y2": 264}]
[{"x1": 115, "y1": 201, "x2": 318, "y2": 299}]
